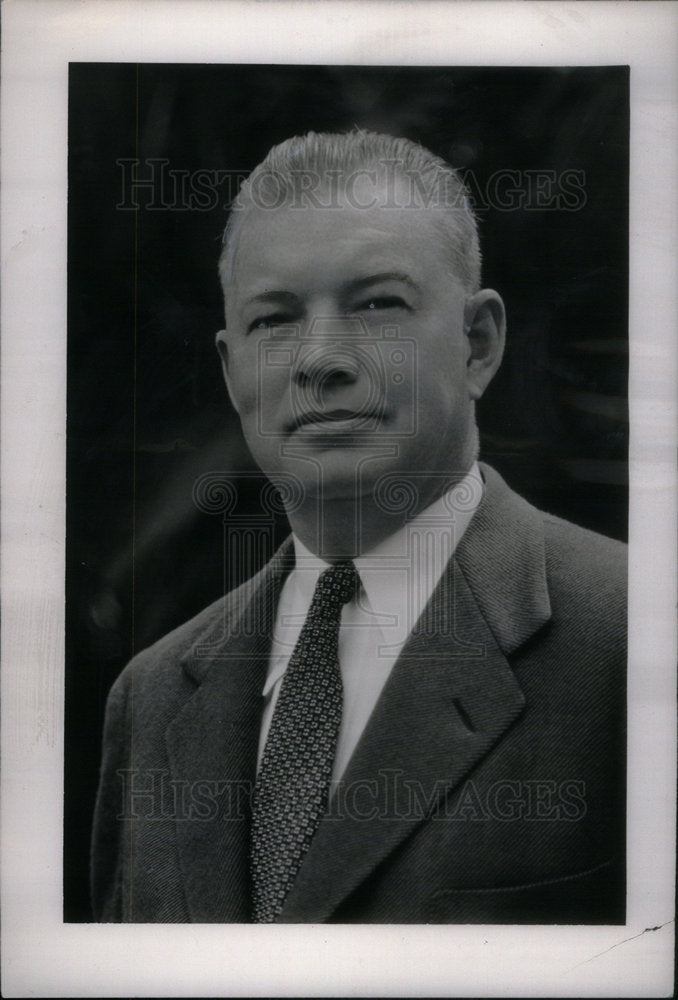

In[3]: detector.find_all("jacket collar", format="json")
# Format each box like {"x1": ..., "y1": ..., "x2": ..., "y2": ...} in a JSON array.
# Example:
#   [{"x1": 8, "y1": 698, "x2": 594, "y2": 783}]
[
  {"x1": 279, "y1": 463, "x2": 552, "y2": 921},
  {"x1": 178, "y1": 462, "x2": 550, "y2": 682},
  {"x1": 167, "y1": 464, "x2": 552, "y2": 922},
  {"x1": 178, "y1": 537, "x2": 295, "y2": 686},
  {"x1": 165, "y1": 538, "x2": 294, "y2": 921},
  {"x1": 455, "y1": 462, "x2": 552, "y2": 654}
]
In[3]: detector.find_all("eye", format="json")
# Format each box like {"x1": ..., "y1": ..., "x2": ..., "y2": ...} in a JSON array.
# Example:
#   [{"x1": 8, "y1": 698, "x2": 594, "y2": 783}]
[
  {"x1": 247, "y1": 313, "x2": 291, "y2": 332},
  {"x1": 358, "y1": 296, "x2": 408, "y2": 312}
]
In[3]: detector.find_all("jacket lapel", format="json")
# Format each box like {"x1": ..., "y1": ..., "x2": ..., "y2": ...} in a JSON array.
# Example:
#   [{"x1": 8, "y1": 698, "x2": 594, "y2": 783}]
[
  {"x1": 164, "y1": 541, "x2": 293, "y2": 921},
  {"x1": 279, "y1": 465, "x2": 552, "y2": 922}
]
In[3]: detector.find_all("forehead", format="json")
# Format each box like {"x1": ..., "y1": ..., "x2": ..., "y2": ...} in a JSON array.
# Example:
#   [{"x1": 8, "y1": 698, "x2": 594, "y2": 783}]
[{"x1": 227, "y1": 188, "x2": 453, "y2": 296}]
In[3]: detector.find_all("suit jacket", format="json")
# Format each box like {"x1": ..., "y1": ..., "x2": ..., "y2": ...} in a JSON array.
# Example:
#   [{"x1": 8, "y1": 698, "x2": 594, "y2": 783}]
[{"x1": 91, "y1": 464, "x2": 627, "y2": 923}]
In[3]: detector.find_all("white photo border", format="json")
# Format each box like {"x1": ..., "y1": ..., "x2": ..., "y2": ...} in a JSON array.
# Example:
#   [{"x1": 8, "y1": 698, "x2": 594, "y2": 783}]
[{"x1": 2, "y1": 1, "x2": 676, "y2": 996}]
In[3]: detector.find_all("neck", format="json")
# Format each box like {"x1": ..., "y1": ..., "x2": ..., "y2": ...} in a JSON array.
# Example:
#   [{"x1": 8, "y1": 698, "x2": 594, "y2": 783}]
[
  {"x1": 286, "y1": 496, "x2": 404, "y2": 561},
  {"x1": 285, "y1": 468, "x2": 473, "y2": 560}
]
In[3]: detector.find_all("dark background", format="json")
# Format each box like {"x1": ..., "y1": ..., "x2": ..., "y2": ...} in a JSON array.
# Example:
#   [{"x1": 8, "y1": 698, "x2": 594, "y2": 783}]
[{"x1": 66, "y1": 64, "x2": 629, "y2": 920}]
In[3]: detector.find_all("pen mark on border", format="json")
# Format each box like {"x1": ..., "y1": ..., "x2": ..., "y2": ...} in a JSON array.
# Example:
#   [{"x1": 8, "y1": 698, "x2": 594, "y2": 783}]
[{"x1": 568, "y1": 919, "x2": 674, "y2": 971}]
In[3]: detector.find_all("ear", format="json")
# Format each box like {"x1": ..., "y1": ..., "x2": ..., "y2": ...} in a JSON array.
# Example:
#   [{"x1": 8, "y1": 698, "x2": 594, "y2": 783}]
[
  {"x1": 463, "y1": 289, "x2": 506, "y2": 401},
  {"x1": 215, "y1": 328, "x2": 240, "y2": 414}
]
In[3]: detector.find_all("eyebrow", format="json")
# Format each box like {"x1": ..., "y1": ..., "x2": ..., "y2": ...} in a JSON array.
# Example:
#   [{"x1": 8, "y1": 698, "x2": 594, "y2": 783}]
[
  {"x1": 241, "y1": 272, "x2": 421, "y2": 311},
  {"x1": 345, "y1": 272, "x2": 420, "y2": 294},
  {"x1": 242, "y1": 290, "x2": 300, "y2": 309}
]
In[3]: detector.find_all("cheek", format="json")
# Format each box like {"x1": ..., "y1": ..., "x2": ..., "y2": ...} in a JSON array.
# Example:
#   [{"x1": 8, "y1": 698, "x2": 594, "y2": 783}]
[
  {"x1": 225, "y1": 343, "x2": 261, "y2": 412},
  {"x1": 229, "y1": 372, "x2": 255, "y2": 412},
  {"x1": 229, "y1": 353, "x2": 290, "y2": 435},
  {"x1": 416, "y1": 351, "x2": 465, "y2": 401}
]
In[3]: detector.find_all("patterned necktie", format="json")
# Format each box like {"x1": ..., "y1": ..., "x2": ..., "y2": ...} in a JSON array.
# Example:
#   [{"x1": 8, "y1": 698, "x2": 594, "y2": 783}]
[{"x1": 250, "y1": 559, "x2": 359, "y2": 923}]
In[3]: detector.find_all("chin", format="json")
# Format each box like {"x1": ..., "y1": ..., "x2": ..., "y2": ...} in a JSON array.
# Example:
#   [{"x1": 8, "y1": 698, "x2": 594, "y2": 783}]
[{"x1": 301, "y1": 473, "x2": 376, "y2": 504}]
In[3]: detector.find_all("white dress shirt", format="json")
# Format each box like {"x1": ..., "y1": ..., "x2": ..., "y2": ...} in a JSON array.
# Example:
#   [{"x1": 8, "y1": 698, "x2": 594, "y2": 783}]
[{"x1": 257, "y1": 463, "x2": 484, "y2": 782}]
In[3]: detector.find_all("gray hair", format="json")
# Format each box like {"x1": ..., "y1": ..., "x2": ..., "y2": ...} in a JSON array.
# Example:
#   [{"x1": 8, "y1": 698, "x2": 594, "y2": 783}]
[{"x1": 219, "y1": 130, "x2": 481, "y2": 294}]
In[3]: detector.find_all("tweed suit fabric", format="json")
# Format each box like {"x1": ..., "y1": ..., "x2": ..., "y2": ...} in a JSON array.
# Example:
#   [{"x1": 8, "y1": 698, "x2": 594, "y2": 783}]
[{"x1": 90, "y1": 465, "x2": 626, "y2": 924}]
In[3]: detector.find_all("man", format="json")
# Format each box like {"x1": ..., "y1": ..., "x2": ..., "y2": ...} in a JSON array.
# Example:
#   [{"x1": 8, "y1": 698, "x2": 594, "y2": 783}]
[{"x1": 91, "y1": 131, "x2": 626, "y2": 923}]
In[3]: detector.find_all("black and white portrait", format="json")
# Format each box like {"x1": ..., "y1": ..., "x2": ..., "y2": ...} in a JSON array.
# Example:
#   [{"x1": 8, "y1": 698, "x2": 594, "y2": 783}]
[
  {"x1": 66, "y1": 64, "x2": 629, "y2": 925},
  {"x1": 5, "y1": 3, "x2": 678, "y2": 993}
]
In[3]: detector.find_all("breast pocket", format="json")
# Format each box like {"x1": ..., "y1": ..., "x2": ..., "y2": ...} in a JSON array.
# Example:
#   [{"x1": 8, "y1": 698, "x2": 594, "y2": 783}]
[{"x1": 424, "y1": 858, "x2": 625, "y2": 924}]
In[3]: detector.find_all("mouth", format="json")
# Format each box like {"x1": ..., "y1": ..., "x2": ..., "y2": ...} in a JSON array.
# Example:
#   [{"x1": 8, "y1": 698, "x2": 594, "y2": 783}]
[{"x1": 289, "y1": 408, "x2": 385, "y2": 434}]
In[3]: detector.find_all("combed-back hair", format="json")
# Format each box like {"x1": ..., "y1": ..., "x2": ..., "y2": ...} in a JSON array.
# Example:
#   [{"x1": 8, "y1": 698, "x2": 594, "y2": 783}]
[{"x1": 219, "y1": 130, "x2": 481, "y2": 293}]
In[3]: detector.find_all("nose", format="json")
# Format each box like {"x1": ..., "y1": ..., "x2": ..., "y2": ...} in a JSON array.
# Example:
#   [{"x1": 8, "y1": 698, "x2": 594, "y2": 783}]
[
  {"x1": 292, "y1": 316, "x2": 362, "y2": 402},
  {"x1": 295, "y1": 349, "x2": 360, "y2": 392}
]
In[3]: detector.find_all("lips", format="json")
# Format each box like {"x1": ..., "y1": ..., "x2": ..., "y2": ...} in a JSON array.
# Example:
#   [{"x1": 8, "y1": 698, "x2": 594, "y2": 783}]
[{"x1": 289, "y1": 408, "x2": 384, "y2": 433}]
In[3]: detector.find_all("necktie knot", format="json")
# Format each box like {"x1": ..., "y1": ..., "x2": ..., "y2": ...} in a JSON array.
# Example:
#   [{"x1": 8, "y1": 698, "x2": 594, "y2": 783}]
[{"x1": 315, "y1": 560, "x2": 359, "y2": 609}]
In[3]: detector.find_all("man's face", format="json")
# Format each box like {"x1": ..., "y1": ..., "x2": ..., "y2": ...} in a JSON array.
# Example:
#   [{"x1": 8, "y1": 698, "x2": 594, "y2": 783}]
[{"x1": 218, "y1": 185, "x2": 489, "y2": 509}]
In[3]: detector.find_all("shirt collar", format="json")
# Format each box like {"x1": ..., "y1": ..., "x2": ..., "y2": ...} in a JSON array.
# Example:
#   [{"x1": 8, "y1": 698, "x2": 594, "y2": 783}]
[{"x1": 288, "y1": 462, "x2": 484, "y2": 641}]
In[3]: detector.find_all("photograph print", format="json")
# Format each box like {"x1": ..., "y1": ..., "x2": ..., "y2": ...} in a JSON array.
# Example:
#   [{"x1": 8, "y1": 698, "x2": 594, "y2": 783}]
[{"x1": 66, "y1": 64, "x2": 628, "y2": 924}]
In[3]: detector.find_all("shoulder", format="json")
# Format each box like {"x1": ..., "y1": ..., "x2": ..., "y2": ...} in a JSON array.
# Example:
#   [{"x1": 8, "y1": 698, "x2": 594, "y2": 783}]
[
  {"x1": 103, "y1": 592, "x2": 226, "y2": 716},
  {"x1": 477, "y1": 461, "x2": 627, "y2": 618},
  {"x1": 106, "y1": 546, "x2": 287, "y2": 705},
  {"x1": 523, "y1": 488, "x2": 627, "y2": 635},
  {"x1": 479, "y1": 462, "x2": 626, "y2": 567},
  {"x1": 540, "y1": 509, "x2": 627, "y2": 633},
  {"x1": 541, "y1": 508, "x2": 626, "y2": 581}
]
